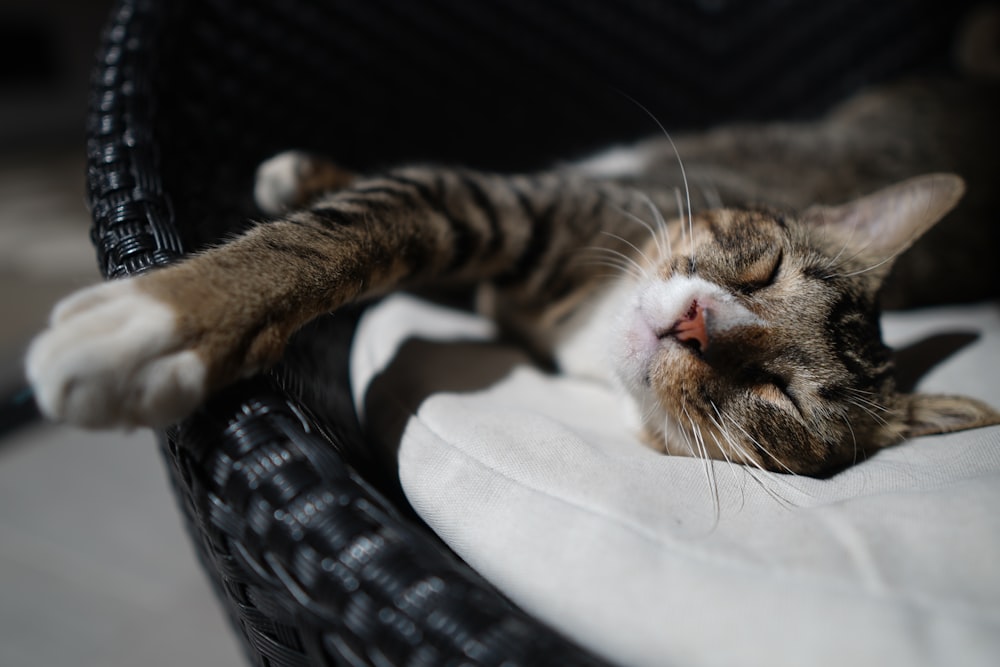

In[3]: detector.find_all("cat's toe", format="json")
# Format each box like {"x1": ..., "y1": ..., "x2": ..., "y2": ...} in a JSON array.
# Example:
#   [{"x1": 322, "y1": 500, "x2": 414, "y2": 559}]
[
  {"x1": 254, "y1": 150, "x2": 312, "y2": 215},
  {"x1": 25, "y1": 280, "x2": 207, "y2": 429}
]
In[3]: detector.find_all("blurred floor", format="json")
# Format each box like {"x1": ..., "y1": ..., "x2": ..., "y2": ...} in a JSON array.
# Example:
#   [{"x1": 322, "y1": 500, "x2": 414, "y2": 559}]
[{"x1": 0, "y1": 150, "x2": 243, "y2": 666}]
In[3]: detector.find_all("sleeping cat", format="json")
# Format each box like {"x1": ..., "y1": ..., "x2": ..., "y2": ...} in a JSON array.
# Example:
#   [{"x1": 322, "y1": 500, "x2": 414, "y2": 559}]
[{"x1": 24, "y1": 79, "x2": 1000, "y2": 477}]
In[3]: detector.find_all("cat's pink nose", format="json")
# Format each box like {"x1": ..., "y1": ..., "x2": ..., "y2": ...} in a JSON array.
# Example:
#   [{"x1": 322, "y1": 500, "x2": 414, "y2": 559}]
[{"x1": 669, "y1": 301, "x2": 709, "y2": 353}]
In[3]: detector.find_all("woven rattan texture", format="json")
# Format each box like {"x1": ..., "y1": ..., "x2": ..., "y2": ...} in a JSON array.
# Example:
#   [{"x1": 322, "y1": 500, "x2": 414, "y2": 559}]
[
  {"x1": 87, "y1": 1, "x2": 182, "y2": 278},
  {"x1": 83, "y1": 0, "x2": 974, "y2": 665}
]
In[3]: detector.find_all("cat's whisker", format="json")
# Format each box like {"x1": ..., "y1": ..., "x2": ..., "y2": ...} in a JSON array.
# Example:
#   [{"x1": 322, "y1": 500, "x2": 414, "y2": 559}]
[
  {"x1": 636, "y1": 193, "x2": 673, "y2": 262},
  {"x1": 824, "y1": 219, "x2": 931, "y2": 280},
  {"x1": 682, "y1": 404, "x2": 720, "y2": 521},
  {"x1": 821, "y1": 210, "x2": 863, "y2": 274},
  {"x1": 825, "y1": 244, "x2": 897, "y2": 279},
  {"x1": 831, "y1": 248, "x2": 905, "y2": 279},
  {"x1": 649, "y1": 404, "x2": 671, "y2": 437},
  {"x1": 671, "y1": 404, "x2": 697, "y2": 458},
  {"x1": 619, "y1": 92, "x2": 697, "y2": 271},
  {"x1": 599, "y1": 230, "x2": 656, "y2": 277},
  {"x1": 843, "y1": 388, "x2": 891, "y2": 413},
  {"x1": 620, "y1": 92, "x2": 693, "y2": 239},
  {"x1": 580, "y1": 253, "x2": 645, "y2": 282},
  {"x1": 847, "y1": 398, "x2": 891, "y2": 427},
  {"x1": 839, "y1": 412, "x2": 861, "y2": 467},
  {"x1": 702, "y1": 409, "x2": 757, "y2": 501},
  {"x1": 720, "y1": 411, "x2": 798, "y2": 477},
  {"x1": 581, "y1": 245, "x2": 648, "y2": 280},
  {"x1": 716, "y1": 411, "x2": 818, "y2": 504},
  {"x1": 672, "y1": 186, "x2": 698, "y2": 271},
  {"x1": 575, "y1": 253, "x2": 637, "y2": 277},
  {"x1": 704, "y1": 428, "x2": 753, "y2": 512},
  {"x1": 706, "y1": 404, "x2": 798, "y2": 508},
  {"x1": 612, "y1": 199, "x2": 669, "y2": 264},
  {"x1": 672, "y1": 187, "x2": 684, "y2": 226}
]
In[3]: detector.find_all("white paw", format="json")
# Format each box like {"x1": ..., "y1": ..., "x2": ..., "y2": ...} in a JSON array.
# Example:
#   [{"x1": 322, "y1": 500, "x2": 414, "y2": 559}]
[
  {"x1": 25, "y1": 280, "x2": 207, "y2": 429},
  {"x1": 254, "y1": 150, "x2": 311, "y2": 215}
]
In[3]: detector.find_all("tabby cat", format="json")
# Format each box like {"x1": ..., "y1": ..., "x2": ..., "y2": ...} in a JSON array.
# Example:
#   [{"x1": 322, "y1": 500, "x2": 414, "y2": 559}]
[{"x1": 25, "y1": 78, "x2": 1000, "y2": 477}]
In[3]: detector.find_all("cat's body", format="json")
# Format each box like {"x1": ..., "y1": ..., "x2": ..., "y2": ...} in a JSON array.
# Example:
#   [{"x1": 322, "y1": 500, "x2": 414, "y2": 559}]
[{"x1": 26, "y1": 74, "x2": 1000, "y2": 477}]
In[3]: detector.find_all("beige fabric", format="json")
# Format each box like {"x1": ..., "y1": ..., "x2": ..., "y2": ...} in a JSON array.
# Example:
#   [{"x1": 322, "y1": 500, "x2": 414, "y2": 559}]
[{"x1": 352, "y1": 296, "x2": 1000, "y2": 667}]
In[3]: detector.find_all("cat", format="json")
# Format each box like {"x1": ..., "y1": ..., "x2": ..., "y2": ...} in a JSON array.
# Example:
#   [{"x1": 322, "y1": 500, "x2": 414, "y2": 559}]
[{"x1": 25, "y1": 87, "x2": 1000, "y2": 478}]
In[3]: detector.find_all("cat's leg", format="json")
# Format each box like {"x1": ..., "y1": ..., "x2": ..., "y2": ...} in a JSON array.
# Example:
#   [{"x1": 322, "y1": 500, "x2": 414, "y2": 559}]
[
  {"x1": 27, "y1": 209, "x2": 394, "y2": 429},
  {"x1": 254, "y1": 150, "x2": 356, "y2": 214},
  {"x1": 27, "y1": 167, "x2": 655, "y2": 429},
  {"x1": 26, "y1": 224, "x2": 363, "y2": 429}
]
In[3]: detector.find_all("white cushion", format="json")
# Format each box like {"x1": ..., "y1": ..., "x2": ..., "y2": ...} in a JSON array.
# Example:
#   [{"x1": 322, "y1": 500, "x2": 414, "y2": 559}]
[{"x1": 352, "y1": 295, "x2": 1000, "y2": 667}]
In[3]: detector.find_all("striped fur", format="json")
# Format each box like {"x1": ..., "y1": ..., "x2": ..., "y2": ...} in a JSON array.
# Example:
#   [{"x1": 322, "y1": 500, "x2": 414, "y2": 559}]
[{"x1": 26, "y1": 75, "x2": 1000, "y2": 475}]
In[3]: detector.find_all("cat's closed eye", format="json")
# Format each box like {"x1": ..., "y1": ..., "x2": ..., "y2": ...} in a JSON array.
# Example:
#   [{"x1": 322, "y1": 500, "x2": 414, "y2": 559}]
[
  {"x1": 750, "y1": 379, "x2": 800, "y2": 416},
  {"x1": 736, "y1": 248, "x2": 783, "y2": 295}
]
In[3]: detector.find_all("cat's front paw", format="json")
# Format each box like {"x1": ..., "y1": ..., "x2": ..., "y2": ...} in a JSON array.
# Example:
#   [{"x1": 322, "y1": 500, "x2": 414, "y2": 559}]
[{"x1": 25, "y1": 280, "x2": 207, "y2": 429}]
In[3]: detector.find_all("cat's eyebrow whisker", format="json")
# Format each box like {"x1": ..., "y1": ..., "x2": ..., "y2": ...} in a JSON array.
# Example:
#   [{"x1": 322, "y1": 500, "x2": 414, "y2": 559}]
[
  {"x1": 636, "y1": 193, "x2": 673, "y2": 262},
  {"x1": 616, "y1": 91, "x2": 694, "y2": 269},
  {"x1": 822, "y1": 210, "x2": 863, "y2": 273},
  {"x1": 831, "y1": 247, "x2": 907, "y2": 279},
  {"x1": 620, "y1": 92, "x2": 693, "y2": 243},
  {"x1": 612, "y1": 199, "x2": 669, "y2": 263},
  {"x1": 673, "y1": 186, "x2": 697, "y2": 273},
  {"x1": 672, "y1": 187, "x2": 686, "y2": 254},
  {"x1": 823, "y1": 226, "x2": 912, "y2": 278},
  {"x1": 672, "y1": 187, "x2": 684, "y2": 227},
  {"x1": 824, "y1": 221, "x2": 929, "y2": 280}
]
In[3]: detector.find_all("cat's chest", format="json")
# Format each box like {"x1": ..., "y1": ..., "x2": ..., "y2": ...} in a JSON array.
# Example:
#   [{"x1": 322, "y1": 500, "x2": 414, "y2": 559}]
[
  {"x1": 551, "y1": 279, "x2": 648, "y2": 435},
  {"x1": 552, "y1": 279, "x2": 633, "y2": 385}
]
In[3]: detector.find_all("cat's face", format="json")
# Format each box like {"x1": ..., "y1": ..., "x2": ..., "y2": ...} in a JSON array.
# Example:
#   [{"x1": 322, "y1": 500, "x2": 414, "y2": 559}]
[
  {"x1": 613, "y1": 208, "x2": 892, "y2": 475},
  {"x1": 612, "y1": 175, "x2": 1000, "y2": 476}
]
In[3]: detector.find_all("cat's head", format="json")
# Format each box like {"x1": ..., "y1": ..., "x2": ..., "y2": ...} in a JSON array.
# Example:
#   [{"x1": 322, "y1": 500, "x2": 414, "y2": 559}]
[{"x1": 613, "y1": 174, "x2": 1000, "y2": 476}]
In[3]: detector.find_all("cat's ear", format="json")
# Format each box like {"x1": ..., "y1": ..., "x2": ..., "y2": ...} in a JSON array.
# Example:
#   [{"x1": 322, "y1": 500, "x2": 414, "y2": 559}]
[
  {"x1": 804, "y1": 173, "x2": 965, "y2": 279},
  {"x1": 894, "y1": 392, "x2": 1000, "y2": 439}
]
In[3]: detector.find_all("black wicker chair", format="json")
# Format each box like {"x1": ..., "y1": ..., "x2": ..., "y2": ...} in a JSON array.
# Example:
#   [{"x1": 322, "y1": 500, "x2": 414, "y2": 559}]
[{"x1": 85, "y1": 1, "x2": 974, "y2": 664}]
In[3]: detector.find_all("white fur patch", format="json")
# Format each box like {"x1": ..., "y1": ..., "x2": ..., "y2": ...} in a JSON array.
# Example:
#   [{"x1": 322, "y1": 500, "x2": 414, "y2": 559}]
[
  {"x1": 25, "y1": 280, "x2": 206, "y2": 429},
  {"x1": 553, "y1": 281, "x2": 632, "y2": 384},
  {"x1": 575, "y1": 145, "x2": 651, "y2": 178},
  {"x1": 254, "y1": 150, "x2": 309, "y2": 215},
  {"x1": 634, "y1": 275, "x2": 763, "y2": 337},
  {"x1": 607, "y1": 274, "x2": 764, "y2": 433}
]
